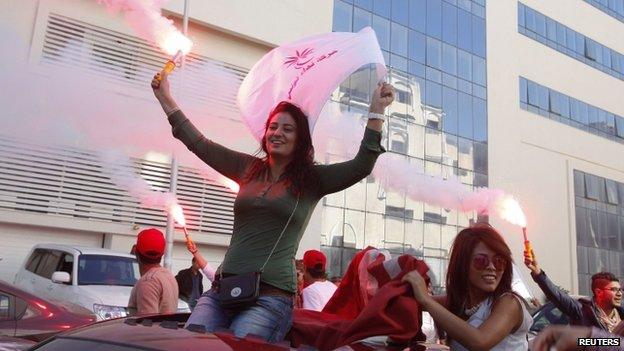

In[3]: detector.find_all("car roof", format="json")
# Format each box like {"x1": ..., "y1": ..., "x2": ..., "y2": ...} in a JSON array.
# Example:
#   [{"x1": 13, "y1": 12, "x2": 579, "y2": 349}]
[
  {"x1": 52, "y1": 314, "x2": 293, "y2": 350},
  {"x1": 33, "y1": 244, "x2": 135, "y2": 259}
]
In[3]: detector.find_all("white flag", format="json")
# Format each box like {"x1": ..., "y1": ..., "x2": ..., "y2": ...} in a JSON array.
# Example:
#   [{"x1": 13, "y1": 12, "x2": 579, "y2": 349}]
[{"x1": 237, "y1": 27, "x2": 387, "y2": 140}]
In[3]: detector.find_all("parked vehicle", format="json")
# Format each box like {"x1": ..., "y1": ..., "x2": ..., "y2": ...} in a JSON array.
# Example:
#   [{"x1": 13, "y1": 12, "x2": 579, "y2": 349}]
[
  {"x1": 527, "y1": 295, "x2": 588, "y2": 349},
  {"x1": 0, "y1": 279, "x2": 95, "y2": 342},
  {"x1": 14, "y1": 244, "x2": 189, "y2": 321},
  {"x1": 28, "y1": 313, "x2": 448, "y2": 351}
]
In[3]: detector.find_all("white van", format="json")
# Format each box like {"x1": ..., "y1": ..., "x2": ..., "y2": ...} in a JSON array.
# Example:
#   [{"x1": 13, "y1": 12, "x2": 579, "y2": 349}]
[{"x1": 14, "y1": 244, "x2": 189, "y2": 320}]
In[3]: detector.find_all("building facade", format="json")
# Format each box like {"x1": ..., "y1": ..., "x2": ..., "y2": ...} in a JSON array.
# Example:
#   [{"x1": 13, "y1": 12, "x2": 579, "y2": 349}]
[{"x1": 488, "y1": 0, "x2": 624, "y2": 296}]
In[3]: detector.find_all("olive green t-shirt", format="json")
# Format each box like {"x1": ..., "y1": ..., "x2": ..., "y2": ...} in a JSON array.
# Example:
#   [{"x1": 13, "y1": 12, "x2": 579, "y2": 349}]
[{"x1": 168, "y1": 110, "x2": 385, "y2": 293}]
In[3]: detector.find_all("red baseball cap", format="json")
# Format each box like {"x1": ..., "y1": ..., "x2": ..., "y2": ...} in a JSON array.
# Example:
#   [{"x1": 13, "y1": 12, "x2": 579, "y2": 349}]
[
  {"x1": 303, "y1": 250, "x2": 326, "y2": 271},
  {"x1": 136, "y1": 228, "x2": 165, "y2": 260}
]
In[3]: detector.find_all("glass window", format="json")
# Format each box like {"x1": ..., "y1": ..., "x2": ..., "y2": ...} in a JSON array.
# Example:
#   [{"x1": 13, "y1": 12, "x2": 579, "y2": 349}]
[
  {"x1": 0, "y1": 294, "x2": 10, "y2": 320},
  {"x1": 442, "y1": 86, "x2": 458, "y2": 134},
  {"x1": 443, "y1": 72, "x2": 457, "y2": 88},
  {"x1": 425, "y1": 127, "x2": 443, "y2": 161},
  {"x1": 36, "y1": 250, "x2": 63, "y2": 279},
  {"x1": 575, "y1": 32, "x2": 585, "y2": 55},
  {"x1": 353, "y1": 7, "x2": 372, "y2": 31},
  {"x1": 458, "y1": 0, "x2": 471, "y2": 11},
  {"x1": 546, "y1": 17, "x2": 557, "y2": 42},
  {"x1": 391, "y1": 0, "x2": 409, "y2": 25},
  {"x1": 391, "y1": 54, "x2": 408, "y2": 71},
  {"x1": 585, "y1": 174, "x2": 601, "y2": 201},
  {"x1": 26, "y1": 249, "x2": 45, "y2": 273},
  {"x1": 426, "y1": 0, "x2": 443, "y2": 39},
  {"x1": 426, "y1": 80, "x2": 442, "y2": 108},
  {"x1": 585, "y1": 38, "x2": 597, "y2": 61},
  {"x1": 549, "y1": 90, "x2": 560, "y2": 114},
  {"x1": 616, "y1": 116, "x2": 624, "y2": 138},
  {"x1": 566, "y1": 27, "x2": 576, "y2": 52},
  {"x1": 409, "y1": 0, "x2": 426, "y2": 32},
  {"x1": 534, "y1": 11, "x2": 546, "y2": 37},
  {"x1": 602, "y1": 46, "x2": 611, "y2": 68},
  {"x1": 525, "y1": 7, "x2": 536, "y2": 32},
  {"x1": 458, "y1": 137, "x2": 474, "y2": 170},
  {"x1": 458, "y1": 92, "x2": 473, "y2": 139},
  {"x1": 519, "y1": 77, "x2": 528, "y2": 104},
  {"x1": 605, "y1": 112, "x2": 616, "y2": 134},
  {"x1": 556, "y1": 23, "x2": 567, "y2": 46},
  {"x1": 527, "y1": 80, "x2": 539, "y2": 107},
  {"x1": 457, "y1": 49, "x2": 472, "y2": 81},
  {"x1": 473, "y1": 141, "x2": 487, "y2": 174},
  {"x1": 409, "y1": 60, "x2": 426, "y2": 77},
  {"x1": 588, "y1": 105, "x2": 599, "y2": 126},
  {"x1": 391, "y1": 22, "x2": 408, "y2": 56},
  {"x1": 442, "y1": 43, "x2": 457, "y2": 75},
  {"x1": 538, "y1": 84, "x2": 549, "y2": 111},
  {"x1": 458, "y1": 9, "x2": 472, "y2": 52},
  {"x1": 573, "y1": 170, "x2": 585, "y2": 196},
  {"x1": 334, "y1": 0, "x2": 353, "y2": 32},
  {"x1": 559, "y1": 94, "x2": 570, "y2": 118},
  {"x1": 473, "y1": 84, "x2": 486, "y2": 99},
  {"x1": 407, "y1": 122, "x2": 425, "y2": 158},
  {"x1": 427, "y1": 37, "x2": 442, "y2": 69},
  {"x1": 442, "y1": 1, "x2": 458, "y2": 45},
  {"x1": 472, "y1": 55, "x2": 486, "y2": 86},
  {"x1": 576, "y1": 207, "x2": 591, "y2": 247},
  {"x1": 518, "y1": 3, "x2": 525, "y2": 28},
  {"x1": 457, "y1": 78, "x2": 471, "y2": 94},
  {"x1": 373, "y1": 0, "x2": 391, "y2": 17},
  {"x1": 372, "y1": 15, "x2": 391, "y2": 50},
  {"x1": 472, "y1": 15, "x2": 486, "y2": 57},
  {"x1": 473, "y1": 97, "x2": 487, "y2": 142},
  {"x1": 78, "y1": 255, "x2": 138, "y2": 286},
  {"x1": 426, "y1": 66, "x2": 442, "y2": 83},
  {"x1": 409, "y1": 29, "x2": 426, "y2": 63},
  {"x1": 578, "y1": 101, "x2": 589, "y2": 124},
  {"x1": 606, "y1": 180, "x2": 619, "y2": 205},
  {"x1": 355, "y1": 0, "x2": 373, "y2": 10}
]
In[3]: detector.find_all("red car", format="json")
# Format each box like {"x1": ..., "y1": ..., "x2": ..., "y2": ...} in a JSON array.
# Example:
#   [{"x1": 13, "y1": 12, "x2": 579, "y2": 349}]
[
  {"x1": 0, "y1": 280, "x2": 96, "y2": 342},
  {"x1": 28, "y1": 313, "x2": 448, "y2": 351}
]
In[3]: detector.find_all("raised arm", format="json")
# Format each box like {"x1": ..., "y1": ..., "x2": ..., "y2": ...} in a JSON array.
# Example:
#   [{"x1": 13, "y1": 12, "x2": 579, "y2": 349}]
[
  {"x1": 151, "y1": 71, "x2": 255, "y2": 182},
  {"x1": 402, "y1": 271, "x2": 523, "y2": 351},
  {"x1": 524, "y1": 248, "x2": 583, "y2": 320},
  {"x1": 316, "y1": 83, "x2": 395, "y2": 195}
]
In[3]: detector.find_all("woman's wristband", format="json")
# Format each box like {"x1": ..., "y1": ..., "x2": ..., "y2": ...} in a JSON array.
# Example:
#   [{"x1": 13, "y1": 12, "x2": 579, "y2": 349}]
[
  {"x1": 165, "y1": 106, "x2": 180, "y2": 117},
  {"x1": 368, "y1": 112, "x2": 386, "y2": 122}
]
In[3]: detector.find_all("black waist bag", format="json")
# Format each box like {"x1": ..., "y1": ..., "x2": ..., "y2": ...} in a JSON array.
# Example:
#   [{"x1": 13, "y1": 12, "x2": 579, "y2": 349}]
[{"x1": 218, "y1": 271, "x2": 261, "y2": 309}]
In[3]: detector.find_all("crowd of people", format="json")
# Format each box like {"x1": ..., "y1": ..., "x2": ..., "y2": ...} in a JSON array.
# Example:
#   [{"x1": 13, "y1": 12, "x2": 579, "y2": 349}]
[{"x1": 115, "y1": 68, "x2": 624, "y2": 350}]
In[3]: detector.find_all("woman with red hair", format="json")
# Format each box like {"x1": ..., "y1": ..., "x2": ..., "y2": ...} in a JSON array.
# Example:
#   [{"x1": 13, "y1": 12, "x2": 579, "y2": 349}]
[{"x1": 403, "y1": 223, "x2": 532, "y2": 350}]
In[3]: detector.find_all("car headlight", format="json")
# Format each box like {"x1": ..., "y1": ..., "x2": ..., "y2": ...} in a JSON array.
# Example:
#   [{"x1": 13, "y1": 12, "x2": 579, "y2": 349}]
[{"x1": 93, "y1": 304, "x2": 128, "y2": 320}]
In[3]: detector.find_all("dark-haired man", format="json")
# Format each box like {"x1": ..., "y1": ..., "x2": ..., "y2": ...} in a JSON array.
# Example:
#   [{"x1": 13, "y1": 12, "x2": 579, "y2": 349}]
[
  {"x1": 128, "y1": 228, "x2": 179, "y2": 316},
  {"x1": 301, "y1": 250, "x2": 337, "y2": 311},
  {"x1": 525, "y1": 248, "x2": 623, "y2": 333}
]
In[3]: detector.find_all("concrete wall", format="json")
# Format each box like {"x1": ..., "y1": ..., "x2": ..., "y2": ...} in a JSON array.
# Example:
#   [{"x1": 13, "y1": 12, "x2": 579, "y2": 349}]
[{"x1": 487, "y1": 0, "x2": 624, "y2": 297}]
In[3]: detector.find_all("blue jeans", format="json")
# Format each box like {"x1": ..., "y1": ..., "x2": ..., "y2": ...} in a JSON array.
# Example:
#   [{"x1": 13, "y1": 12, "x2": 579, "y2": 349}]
[{"x1": 185, "y1": 289, "x2": 294, "y2": 343}]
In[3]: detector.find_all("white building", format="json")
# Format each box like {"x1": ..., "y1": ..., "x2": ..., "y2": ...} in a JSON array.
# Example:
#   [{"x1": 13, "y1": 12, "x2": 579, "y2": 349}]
[{"x1": 488, "y1": 0, "x2": 624, "y2": 296}]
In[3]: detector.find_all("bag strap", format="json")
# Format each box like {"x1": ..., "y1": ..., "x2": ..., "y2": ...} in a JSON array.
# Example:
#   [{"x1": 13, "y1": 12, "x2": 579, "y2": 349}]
[
  {"x1": 260, "y1": 196, "x2": 299, "y2": 273},
  {"x1": 217, "y1": 196, "x2": 300, "y2": 277}
]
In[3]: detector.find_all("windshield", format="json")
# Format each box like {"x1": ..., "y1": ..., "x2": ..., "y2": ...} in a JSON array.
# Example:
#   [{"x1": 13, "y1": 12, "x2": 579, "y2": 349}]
[{"x1": 78, "y1": 255, "x2": 139, "y2": 286}]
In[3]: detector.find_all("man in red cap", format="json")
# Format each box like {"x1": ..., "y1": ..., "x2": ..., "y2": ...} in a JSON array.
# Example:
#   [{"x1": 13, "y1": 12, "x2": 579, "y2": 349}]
[
  {"x1": 301, "y1": 249, "x2": 337, "y2": 311},
  {"x1": 128, "y1": 228, "x2": 179, "y2": 316}
]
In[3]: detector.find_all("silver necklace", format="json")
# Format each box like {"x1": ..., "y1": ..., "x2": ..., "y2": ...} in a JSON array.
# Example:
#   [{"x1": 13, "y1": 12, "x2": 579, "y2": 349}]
[{"x1": 464, "y1": 301, "x2": 483, "y2": 316}]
